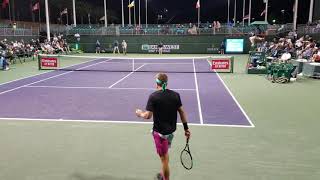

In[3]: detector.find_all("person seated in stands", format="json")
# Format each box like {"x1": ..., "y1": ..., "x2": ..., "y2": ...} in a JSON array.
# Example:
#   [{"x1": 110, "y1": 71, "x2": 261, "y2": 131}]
[
  {"x1": 312, "y1": 50, "x2": 320, "y2": 63},
  {"x1": 53, "y1": 34, "x2": 58, "y2": 42},
  {"x1": 62, "y1": 39, "x2": 70, "y2": 54},
  {"x1": 280, "y1": 50, "x2": 292, "y2": 62},
  {"x1": 6, "y1": 47, "x2": 14, "y2": 64},
  {"x1": 212, "y1": 21, "x2": 217, "y2": 32},
  {"x1": 315, "y1": 23, "x2": 320, "y2": 33},
  {"x1": 55, "y1": 41, "x2": 64, "y2": 53},
  {"x1": 25, "y1": 44, "x2": 33, "y2": 57},
  {"x1": 43, "y1": 43, "x2": 54, "y2": 54},
  {"x1": 187, "y1": 25, "x2": 198, "y2": 35},
  {"x1": 270, "y1": 44, "x2": 280, "y2": 57},
  {"x1": 261, "y1": 41, "x2": 269, "y2": 53},
  {"x1": 135, "y1": 25, "x2": 142, "y2": 34},
  {"x1": 216, "y1": 21, "x2": 221, "y2": 32},
  {"x1": 249, "y1": 34, "x2": 265, "y2": 50},
  {"x1": 301, "y1": 43, "x2": 315, "y2": 60},
  {"x1": 284, "y1": 43, "x2": 296, "y2": 58}
]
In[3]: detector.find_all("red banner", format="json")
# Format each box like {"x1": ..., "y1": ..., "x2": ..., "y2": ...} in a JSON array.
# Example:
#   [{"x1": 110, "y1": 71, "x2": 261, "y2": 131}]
[
  {"x1": 41, "y1": 57, "x2": 58, "y2": 69},
  {"x1": 211, "y1": 59, "x2": 230, "y2": 70}
]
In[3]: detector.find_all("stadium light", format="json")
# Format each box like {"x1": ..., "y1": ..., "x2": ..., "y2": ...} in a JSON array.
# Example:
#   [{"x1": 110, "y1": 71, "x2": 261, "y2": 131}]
[
  {"x1": 146, "y1": 0, "x2": 148, "y2": 28},
  {"x1": 73, "y1": 0, "x2": 76, "y2": 27},
  {"x1": 45, "y1": 0, "x2": 50, "y2": 41},
  {"x1": 309, "y1": 0, "x2": 314, "y2": 23}
]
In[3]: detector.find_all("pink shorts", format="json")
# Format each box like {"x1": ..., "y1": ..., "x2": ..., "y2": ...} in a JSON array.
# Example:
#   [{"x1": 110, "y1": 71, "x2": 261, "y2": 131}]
[{"x1": 152, "y1": 131, "x2": 174, "y2": 156}]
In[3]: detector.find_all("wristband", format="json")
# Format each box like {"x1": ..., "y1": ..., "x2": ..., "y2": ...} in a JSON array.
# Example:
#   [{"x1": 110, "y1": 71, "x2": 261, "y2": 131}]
[{"x1": 183, "y1": 122, "x2": 189, "y2": 130}]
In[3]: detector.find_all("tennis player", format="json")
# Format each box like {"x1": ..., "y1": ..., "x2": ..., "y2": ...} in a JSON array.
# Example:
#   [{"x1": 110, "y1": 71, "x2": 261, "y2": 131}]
[
  {"x1": 121, "y1": 40, "x2": 127, "y2": 55},
  {"x1": 158, "y1": 42, "x2": 164, "y2": 55},
  {"x1": 136, "y1": 73, "x2": 191, "y2": 180},
  {"x1": 113, "y1": 40, "x2": 120, "y2": 54}
]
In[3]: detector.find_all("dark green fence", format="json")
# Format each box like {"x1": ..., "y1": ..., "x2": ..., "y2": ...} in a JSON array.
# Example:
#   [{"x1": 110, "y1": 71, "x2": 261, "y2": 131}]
[{"x1": 67, "y1": 35, "x2": 251, "y2": 54}]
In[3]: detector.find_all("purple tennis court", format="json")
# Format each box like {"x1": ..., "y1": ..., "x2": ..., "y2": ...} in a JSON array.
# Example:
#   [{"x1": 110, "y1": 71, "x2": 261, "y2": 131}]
[{"x1": 0, "y1": 57, "x2": 253, "y2": 127}]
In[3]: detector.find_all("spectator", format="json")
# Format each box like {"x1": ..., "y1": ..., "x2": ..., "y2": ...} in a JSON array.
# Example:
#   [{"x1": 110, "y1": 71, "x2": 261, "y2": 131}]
[
  {"x1": 279, "y1": 50, "x2": 292, "y2": 62},
  {"x1": 0, "y1": 46, "x2": 9, "y2": 70},
  {"x1": 312, "y1": 50, "x2": 320, "y2": 62},
  {"x1": 220, "y1": 41, "x2": 225, "y2": 54},
  {"x1": 187, "y1": 25, "x2": 197, "y2": 35},
  {"x1": 216, "y1": 21, "x2": 221, "y2": 32},
  {"x1": 1, "y1": 57, "x2": 9, "y2": 71}
]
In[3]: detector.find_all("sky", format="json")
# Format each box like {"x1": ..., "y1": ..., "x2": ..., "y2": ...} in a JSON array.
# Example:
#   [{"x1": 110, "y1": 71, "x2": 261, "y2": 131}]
[{"x1": 0, "y1": 0, "x2": 315, "y2": 25}]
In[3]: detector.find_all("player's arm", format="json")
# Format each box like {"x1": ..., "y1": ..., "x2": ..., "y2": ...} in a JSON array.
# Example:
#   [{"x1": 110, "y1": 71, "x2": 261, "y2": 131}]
[
  {"x1": 136, "y1": 109, "x2": 153, "y2": 119},
  {"x1": 136, "y1": 95, "x2": 154, "y2": 120},
  {"x1": 178, "y1": 106, "x2": 191, "y2": 139}
]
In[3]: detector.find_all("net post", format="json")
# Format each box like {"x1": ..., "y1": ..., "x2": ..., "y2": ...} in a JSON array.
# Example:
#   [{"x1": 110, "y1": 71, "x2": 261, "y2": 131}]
[
  {"x1": 231, "y1": 56, "x2": 234, "y2": 73},
  {"x1": 132, "y1": 58, "x2": 135, "y2": 72},
  {"x1": 38, "y1": 54, "x2": 41, "y2": 70}
]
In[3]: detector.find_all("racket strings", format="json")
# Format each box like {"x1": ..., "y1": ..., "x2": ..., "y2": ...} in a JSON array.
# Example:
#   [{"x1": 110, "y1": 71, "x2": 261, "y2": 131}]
[{"x1": 181, "y1": 150, "x2": 193, "y2": 169}]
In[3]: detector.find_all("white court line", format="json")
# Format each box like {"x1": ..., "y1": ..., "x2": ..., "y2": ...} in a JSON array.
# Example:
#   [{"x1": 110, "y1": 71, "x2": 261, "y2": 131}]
[
  {"x1": 192, "y1": 58, "x2": 204, "y2": 125},
  {"x1": 0, "y1": 117, "x2": 254, "y2": 128},
  {"x1": 207, "y1": 60, "x2": 255, "y2": 127},
  {"x1": 111, "y1": 87, "x2": 196, "y2": 91},
  {"x1": 108, "y1": 63, "x2": 146, "y2": 88},
  {"x1": 0, "y1": 57, "x2": 107, "y2": 87},
  {"x1": 40, "y1": 54, "x2": 211, "y2": 60},
  {"x1": 134, "y1": 62, "x2": 193, "y2": 65},
  {"x1": 101, "y1": 62, "x2": 193, "y2": 65},
  {"x1": 0, "y1": 58, "x2": 112, "y2": 96},
  {"x1": 25, "y1": 85, "x2": 196, "y2": 91}
]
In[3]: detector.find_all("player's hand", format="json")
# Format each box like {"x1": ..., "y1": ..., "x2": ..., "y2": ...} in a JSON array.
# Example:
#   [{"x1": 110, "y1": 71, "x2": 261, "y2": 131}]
[
  {"x1": 185, "y1": 129, "x2": 191, "y2": 140},
  {"x1": 135, "y1": 109, "x2": 143, "y2": 117}
]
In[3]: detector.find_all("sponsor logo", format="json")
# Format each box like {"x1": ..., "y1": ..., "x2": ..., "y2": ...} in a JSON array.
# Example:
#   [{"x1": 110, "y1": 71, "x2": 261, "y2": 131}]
[
  {"x1": 41, "y1": 57, "x2": 58, "y2": 69},
  {"x1": 211, "y1": 59, "x2": 230, "y2": 70},
  {"x1": 141, "y1": 44, "x2": 180, "y2": 53}
]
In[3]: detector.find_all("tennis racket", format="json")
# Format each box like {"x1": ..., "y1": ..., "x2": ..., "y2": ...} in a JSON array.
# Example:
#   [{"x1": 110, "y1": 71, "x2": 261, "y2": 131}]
[{"x1": 180, "y1": 138, "x2": 193, "y2": 170}]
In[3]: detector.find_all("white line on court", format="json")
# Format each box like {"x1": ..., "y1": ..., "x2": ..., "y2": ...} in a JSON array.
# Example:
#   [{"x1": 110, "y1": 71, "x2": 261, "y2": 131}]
[
  {"x1": 206, "y1": 60, "x2": 255, "y2": 127},
  {"x1": 24, "y1": 85, "x2": 196, "y2": 91},
  {"x1": 0, "y1": 56, "x2": 202, "y2": 88},
  {"x1": 111, "y1": 87, "x2": 196, "y2": 91},
  {"x1": 0, "y1": 57, "x2": 107, "y2": 87},
  {"x1": 108, "y1": 63, "x2": 146, "y2": 88},
  {"x1": 0, "y1": 58, "x2": 113, "y2": 96},
  {"x1": 192, "y1": 58, "x2": 204, "y2": 125},
  {"x1": 101, "y1": 62, "x2": 193, "y2": 65},
  {"x1": 41, "y1": 54, "x2": 211, "y2": 60},
  {"x1": 214, "y1": 73, "x2": 255, "y2": 127},
  {"x1": 134, "y1": 62, "x2": 193, "y2": 65},
  {"x1": 0, "y1": 117, "x2": 254, "y2": 128}
]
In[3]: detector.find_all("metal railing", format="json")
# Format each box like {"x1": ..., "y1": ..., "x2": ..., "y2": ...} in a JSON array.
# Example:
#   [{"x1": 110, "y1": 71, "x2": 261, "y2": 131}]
[
  {"x1": 0, "y1": 22, "x2": 319, "y2": 37},
  {"x1": 0, "y1": 27, "x2": 39, "y2": 36},
  {"x1": 65, "y1": 25, "x2": 264, "y2": 36}
]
